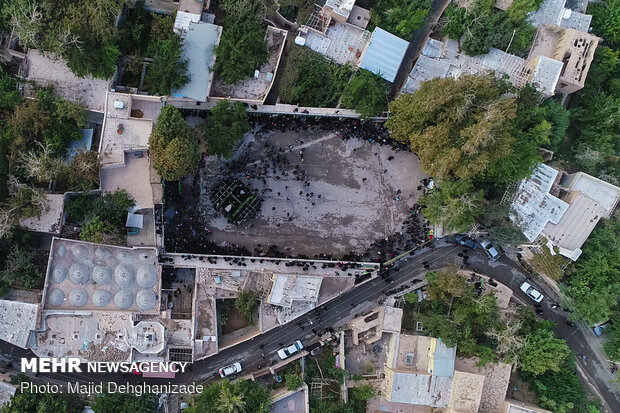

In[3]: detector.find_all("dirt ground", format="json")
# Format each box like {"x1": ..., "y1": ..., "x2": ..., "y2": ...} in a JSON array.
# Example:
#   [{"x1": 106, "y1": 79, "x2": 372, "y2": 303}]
[
  {"x1": 197, "y1": 127, "x2": 427, "y2": 257},
  {"x1": 345, "y1": 334, "x2": 390, "y2": 376}
]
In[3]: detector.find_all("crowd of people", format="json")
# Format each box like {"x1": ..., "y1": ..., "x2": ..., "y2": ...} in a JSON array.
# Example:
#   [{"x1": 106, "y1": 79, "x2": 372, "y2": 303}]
[{"x1": 164, "y1": 115, "x2": 429, "y2": 263}]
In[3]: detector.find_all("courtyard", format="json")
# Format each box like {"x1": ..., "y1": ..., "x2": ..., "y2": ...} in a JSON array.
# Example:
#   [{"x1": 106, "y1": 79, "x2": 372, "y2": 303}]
[{"x1": 165, "y1": 117, "x2": 428, "y2": 258}]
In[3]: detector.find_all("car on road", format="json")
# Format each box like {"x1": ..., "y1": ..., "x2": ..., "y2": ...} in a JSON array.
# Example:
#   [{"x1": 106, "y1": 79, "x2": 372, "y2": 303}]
[
  {"x1": 219, "y1": 362, "x2": 242, "y2": 378},
  {"x1": 278, "y1": 340, "x2": 303, "y2": 360},
  {"x1": 480, "y1": 240, "x2": 501, "y2": 260},
  {"x1": 455, "y1": 235, "x2": 477, "y2": 249},
  {"x1": 520, "y1": 281, "x2": 544, "y2": 303}
]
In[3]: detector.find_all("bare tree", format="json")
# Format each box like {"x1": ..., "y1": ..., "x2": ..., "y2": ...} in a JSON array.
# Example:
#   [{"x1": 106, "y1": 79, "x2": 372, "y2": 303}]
[{"x1": 6, "y1": 0, "x2": 43, "y2": 49}]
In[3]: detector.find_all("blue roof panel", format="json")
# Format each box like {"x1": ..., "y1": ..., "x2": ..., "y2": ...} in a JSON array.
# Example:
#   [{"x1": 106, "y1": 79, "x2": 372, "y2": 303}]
[{"x1": 359, "y1": 27, "x2": 409, "y2": 83}]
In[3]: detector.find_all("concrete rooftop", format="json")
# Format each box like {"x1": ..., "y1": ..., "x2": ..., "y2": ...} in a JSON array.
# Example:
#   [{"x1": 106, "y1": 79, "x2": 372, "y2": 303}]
[{"x1": 0, "y1": 300, "x2": 39, "y2": 348}]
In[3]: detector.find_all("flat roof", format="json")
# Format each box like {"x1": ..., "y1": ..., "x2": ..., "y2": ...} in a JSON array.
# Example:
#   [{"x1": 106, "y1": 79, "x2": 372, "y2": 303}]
[
  {"x1": 389, "y1": 372, "x2": 453, "y2": 407},
  {"x1": 0, "y1": 300, "x2": 39, "y2": 348},
  {"x1": 173, "y1": 22, "x2": 221, "y2": 101},
  {"x1": 562, "y1": 172, "x2": 620, "y2": 212},
  {"x1": 19, "y1": 194, "x2": 64, "y2": 234},
  {"x1": 271, "y1": 387, "x2": 309, "y2": 413},
  {"x1": 267, "y1": 274, "x2": 322, "y2": 308},
  {"x1": 449, "y1": 370, "x2": 485, "y2": 413},
  {"x1": 543, "y1": 192, "x2": 606, "y2": 253},
  {"x1": 0, "y1": 382, "x2": 17, "y2": 407},
  {"x1": 65, "y1": 129, "x2": 94, "y2": 163},
  {"x1": 25, "y1": 50, "x2": 110, "y2": 112},
  {"x1": 360, "y1": 27, "x2": 408, "y2": 83},
  {"x1": 510, "y1": 164, "x2": 569, "y2": 242},
  {"x1": 430, "y1": 339, "x2": 456, "y2": 378},
  {"x1": 531, "y1": 56, "x2": 563, "y2": 96},
  {"x1": 43, "y1": 238, "x2": 160, "y2": 313}
]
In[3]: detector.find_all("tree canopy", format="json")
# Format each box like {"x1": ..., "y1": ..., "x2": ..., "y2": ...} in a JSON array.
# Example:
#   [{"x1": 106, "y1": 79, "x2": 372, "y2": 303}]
[
  {"x1": 150, "y1": 105, "x2": 200, "y2": 181},
  {"x1": 518, "y1": 321, "x2": 570, "y2": 375},
  {"x1": 387, "y1": 74, "x2": 516, "y2": 180},
  {"x1": 186, "y1": 379, "x2": 271, "y2": 413},
  {"x1": 3, "y1": 0, "x2": 124, "y2": 79},
  {"x1": 370, "y1": 0, "x2": 432, "y2": 39},
  {"x1": 279, "y1": 47, "x2": 351, "y2": 107},
  {"x1": 91, "y1": 392, "x2": 158, "y2": 413},
  {"x1": 214, "y1": 0, "x2": 269, "y2": 84},
  {"x1": 419, "y1": 179, "x2": 484, "y2": 232},
  {"x1": 204, "y1": 100, "x2": 250, "y2": 159},
  {"x1": 341, "y1": 70, "x2": 389, "y2": 118}
]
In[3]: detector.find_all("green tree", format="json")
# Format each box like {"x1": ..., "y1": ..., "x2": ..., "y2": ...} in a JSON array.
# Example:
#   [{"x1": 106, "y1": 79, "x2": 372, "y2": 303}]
[
  {"x1": 371, "y1": 0, "x2": 432, "y2": 39},
  {"x1": 150, "y1": 106, "x2": 200, "y2": 181},
  {"x1": 563, "y1": 217, "x2": 620, "y2": 325},
  {"x1": 236, "y1": 290, "x2": 259, "y2": 325},
  {"x1": 603, "y1": 309, "x2": 620, "y2": 361},
  {"x1": 80, "y1": 216, "x2": 115, "y2": 244},
  {"x1": 214, "y1": 0, "x2": 269, "y2": 84},
  {"x1": 91, "y1": 392, "x2": 158, "y2": 413},
  {"x1": 387, "y1": 74, "x2": 517, "y2": 180},
  {"x1": 419, "y1": 179, "x2": 484, "y2": 232},
  {"x1": 519, "y1": 322, "x2": 570, "y2": 375},
  {"x1": 279, "y1": 47, "x2": 351, "y2": 107},
  {"x1": 187, "y1": 379, "x2": 271, "y2": 413},
  {"x1": 341, "y1": 70, "x2": 388, "y2": 118},
  {"x1": 285, "y1": 373, "x2": 304, "y2": 390},
  {"x1": 1, "y1": 245, "x2": 42, "y2": 288},
  {"x1": 424, "y1": 267, "x2": 468, "y2": 301},
  {"x1": 590, "y1": 0, "x2": 620, "y2": 47},
  {"x1": 0, "y1": 387, "x2": 83, "y2": 413},
  {"x1": 144, "y1": 36, "x2": 189, "y2": 95},
  {"x1": 205, "y1": 100, "x2": 250, "y2": 158}
]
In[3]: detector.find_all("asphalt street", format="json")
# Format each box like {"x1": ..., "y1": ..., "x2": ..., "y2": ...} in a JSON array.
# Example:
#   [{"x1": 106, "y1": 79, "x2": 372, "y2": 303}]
[{"x1": 2, "y1": 242, "x2": 619, "y2": 412}]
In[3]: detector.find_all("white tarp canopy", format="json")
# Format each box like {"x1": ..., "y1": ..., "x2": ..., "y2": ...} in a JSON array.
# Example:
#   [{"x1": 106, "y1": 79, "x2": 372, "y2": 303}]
[{"x1": 126, "y1": 213, "x2": 144, "y2": 229}]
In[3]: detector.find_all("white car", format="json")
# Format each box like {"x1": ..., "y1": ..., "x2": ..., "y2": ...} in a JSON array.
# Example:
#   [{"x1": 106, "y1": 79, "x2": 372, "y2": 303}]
[
  {"x1": 480, "y1": 240, "x2": 501, "y2": 261},
  {"x1": 219, "y1": 362, "x2": 242, "y2": 378},
  {"x1": 520, "y1": 281, "x2": 544, "y2": 303},
  {"x1": 278, "y1": 340, "x2": 303, "y2": 360}
]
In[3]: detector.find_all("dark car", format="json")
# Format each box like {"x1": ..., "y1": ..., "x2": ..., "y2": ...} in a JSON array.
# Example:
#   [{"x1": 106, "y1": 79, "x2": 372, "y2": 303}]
[{"x1": 455, "y1": 235, "x2": 477, "y2": 249}]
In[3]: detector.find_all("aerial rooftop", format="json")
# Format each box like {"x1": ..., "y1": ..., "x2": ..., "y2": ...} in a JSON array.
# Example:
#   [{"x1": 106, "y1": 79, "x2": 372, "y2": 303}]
[
  {"x1": 0, "y1": 300, "x2": 39, "y2": 348},
  {"x1": 360, "y1": 27, "x2": 409, "y2": 83}
]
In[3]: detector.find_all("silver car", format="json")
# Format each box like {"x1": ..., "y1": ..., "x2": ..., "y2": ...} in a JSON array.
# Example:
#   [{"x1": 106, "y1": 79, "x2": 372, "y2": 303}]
[
  {"x1": 480, "y1": 240, "x2": 500, "y2": 261},
  {"x1": 520, "y1": 281, "x2": 544, "y2": 303}
]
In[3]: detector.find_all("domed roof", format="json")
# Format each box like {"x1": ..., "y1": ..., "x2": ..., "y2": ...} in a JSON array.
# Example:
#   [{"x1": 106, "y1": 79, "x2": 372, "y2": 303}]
[
  {"x1": 138, "y1": 252, "x2": 156, "y2": 263},
  {"x1": 114, "y1": 264, "x2": 135, "y2": 287},
  {"x1": 92, "y1": 266, "x2": 112, "y2": 285},
  {"x1": 95, "y1": 247, "x2": 112, "y2": 259},
  {"x1": 136, "y1": 289, "x2": 157, "y2": 311},
  {"x1": 92, "y1": 290, "x2": 112, "y2": 307},
  {"x1": 55, "y1": 244, "x2": 66, "y2": 257},
  {"x1": 69, "y1": 263, "x2": 90, "y2": 285},
  {"x1": 136, "y1": 264, "x2": 157, "y2": 288},
  {"x1": 71, "y1": 244, "x2": 89, "y2": 260},
  {"x1": 47, "y1": 289, "x2": 65, "y2": 306},
  {"x1": 51, "y1": 266, "x2": 67, "y2": 283},
  {"x1": 114, "y1": 290, "x2": 133, "y2": 309},
  {"x1": 68, "y1": 288, "x2": 89, "y2": 307},
  {"x1": 116, "y1": 251, "x2": 134, "y2": 263}
]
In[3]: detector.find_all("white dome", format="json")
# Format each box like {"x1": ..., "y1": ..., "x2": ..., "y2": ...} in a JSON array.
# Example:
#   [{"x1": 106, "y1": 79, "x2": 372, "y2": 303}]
[
  {"x1": 136, "y1": 264, "x2": 158, "y2": 288},
  {"x1": 71, "y1": 244, "x2": 89, "y2": 260},
  {"x1": 114, "y1": 264, "x2": 135, "y2": 287},
  {"x1": 92, "y1": 290, "x2": 112, "y2": 307},
  {"x1": 69, "y1": 263, "x2": 90, "y2": 285},
  {"x1": 51, "y1": 266, "x2": 67, "y2": 283},
  {"x1": 136, "y1": 289, "x2": 157, "y2": 311},
  {"x1": 95, "y1": 247, "x2": 112, "y2": 259},
  {"x1": 55, "y1": 244, "x2": 66, "y2": 257},
  {"x1": 92, "y1": 266, "x2": 112, "y2": 285},
  {"x1": 48, "y1": 288, "x2": 65, "y2": 306},
  {"x1": 68, "y1": 288, "x2": 89, "y2": 307},
  {"x1": 114, "y1": 290, "x2": 133, "y2": 309},
  {"x1": 116, "y1": 251, "x2": 134, "y2": 263},
  {"x1": 138, "y1": 252, "x2": 156, "y2": 263}
]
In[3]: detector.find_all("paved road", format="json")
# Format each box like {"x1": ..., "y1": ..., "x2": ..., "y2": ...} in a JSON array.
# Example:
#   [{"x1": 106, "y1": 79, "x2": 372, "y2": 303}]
[{"x1": 2, "y1": 242, "x2": 619, "y2": 411}]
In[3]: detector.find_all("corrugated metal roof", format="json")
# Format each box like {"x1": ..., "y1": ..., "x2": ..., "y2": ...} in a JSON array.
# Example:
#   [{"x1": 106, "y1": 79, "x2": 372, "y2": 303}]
[
  {"x1": 359, "y1": 27, "x2": 408, "y2": 83},
  {"x1": 173, "y1": 22, "x2": 221, "y2": 102},
  {"x1": 531, "y1": 56, "x2": 563, "y2": 96}
]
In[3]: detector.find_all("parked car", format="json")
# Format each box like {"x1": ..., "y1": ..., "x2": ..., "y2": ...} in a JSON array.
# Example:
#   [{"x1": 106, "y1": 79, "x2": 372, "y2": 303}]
[
  {"x1": 455, "y1": 235, "x2": 477, "y2": 249},
  {"x1": 520, "y1": 281, "x2": 544, "y2": 303},
  {"x1": 219, "y1": 362, "x2": 242, "y2": 378},
  {"x1": 480, "y1": 240, "x2": 501, "y2": 260},
  {"x1": 593, "y1": 322, "x2": 610, "y2": 336},
  {"x1": 278, "y1": 340, "x2": 304, "y2": 360}
]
